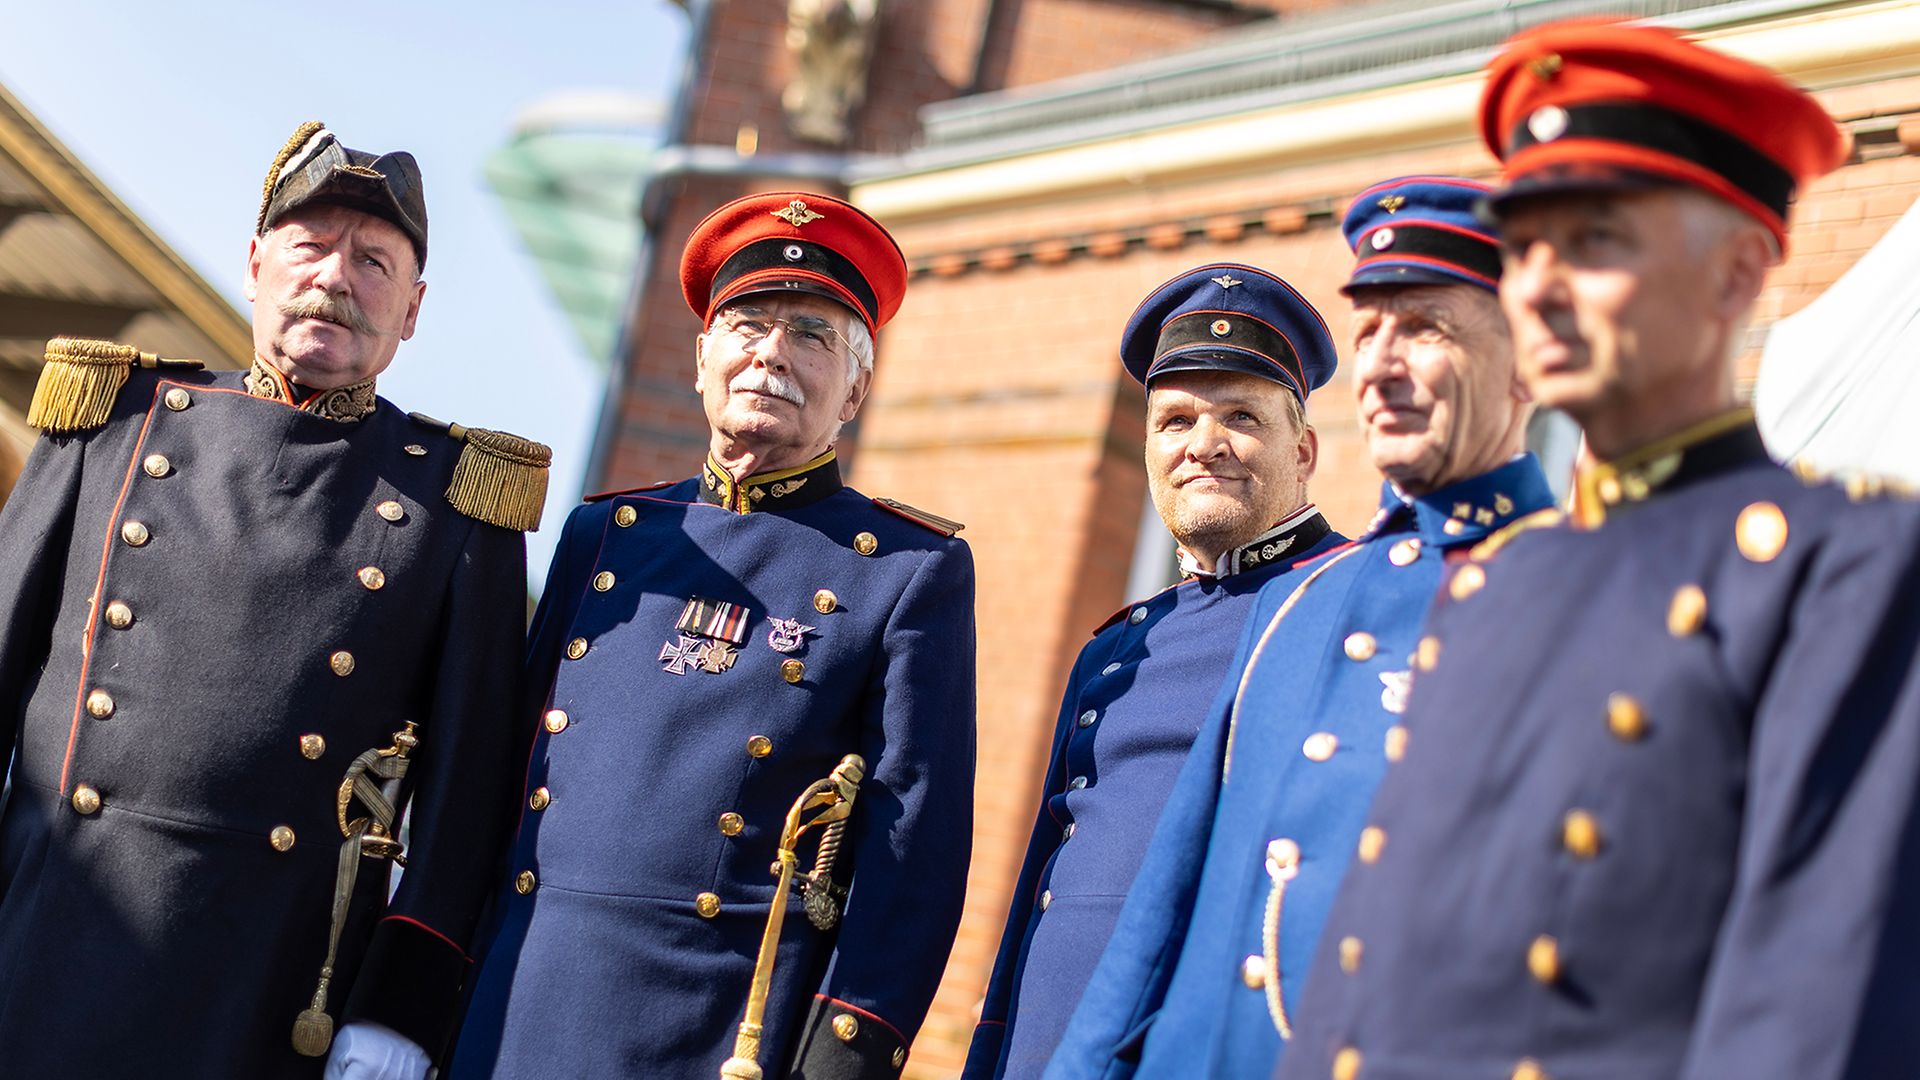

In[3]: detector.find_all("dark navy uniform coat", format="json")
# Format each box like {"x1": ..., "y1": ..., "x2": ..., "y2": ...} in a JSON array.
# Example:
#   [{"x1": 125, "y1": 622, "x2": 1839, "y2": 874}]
[
  {"x1": 966, "y1": 509, "x2": 1346, "y2": 1079},
  {"x1": 1281, "y1": 418, "x2": 1920, "y2": 1080},
  {"x1": 452, "y1": 452, "x2": 976, "y2": 1079},
  {"x1": 1044, "y1": 457, "x2": 1553, "y2": 1080},
  {"x1": 0, "y1": 367, "x2": 530, "y2": 1076}
]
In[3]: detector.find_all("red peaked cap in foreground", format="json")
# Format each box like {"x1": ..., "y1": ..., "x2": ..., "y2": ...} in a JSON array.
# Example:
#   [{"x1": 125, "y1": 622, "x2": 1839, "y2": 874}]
[{"x1": 680, "y1": 191, "x2": 908, "y2": 334}]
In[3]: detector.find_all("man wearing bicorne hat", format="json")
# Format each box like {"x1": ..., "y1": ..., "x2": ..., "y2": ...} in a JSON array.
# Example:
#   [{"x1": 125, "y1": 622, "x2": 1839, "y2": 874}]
[{"x1": 1282, "y1": 23, "x2": 1920, "y2": 1080}]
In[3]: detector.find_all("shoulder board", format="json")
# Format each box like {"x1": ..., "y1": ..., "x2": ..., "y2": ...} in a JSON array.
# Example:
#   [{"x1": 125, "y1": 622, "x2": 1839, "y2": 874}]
[
  {"x1": 1468, "y1": 507, "x2": 1565, "y2": 562},
  {"x1": 584, "y1": 480, "x2": 676, "y2": 502},
  {"x1": 410, "y1": 411, "x2": 553, "y2": 532},
  {"x1": 1090, "y1": 580, "x2": 1181, "y2": 636},
  {"x1": 1790, "y1": 459, "x2": 1917, "y2": 502},
  {"x1": 28, "y1": 337, "x2": 203, "y2": 434},
  {"x1": 871, "y1": 496, "x2": 964, "y2": 536}
]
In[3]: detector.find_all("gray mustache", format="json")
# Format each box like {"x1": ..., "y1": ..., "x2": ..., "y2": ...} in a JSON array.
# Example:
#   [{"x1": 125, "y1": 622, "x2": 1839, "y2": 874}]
[
  {"x1": 280, "y1": 289, "x2": 377, "y2": 335},
  {"x1": 730, "y1": 368, "x2": 806, "y2": 406}
]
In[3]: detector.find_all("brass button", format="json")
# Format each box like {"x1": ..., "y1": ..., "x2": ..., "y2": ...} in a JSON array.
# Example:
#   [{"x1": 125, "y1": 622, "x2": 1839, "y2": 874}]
[
  {"x1": 529, "y1": 786, "x2": 552, "y2": 811},
  {"x1": 104, "y1": 601, "x2": 133, "y2": 630},
  {"x1": 1512, "y1": 1060, "x2": 1549, "y2": 1080},
  {"x1": 614, "y1": 505, "x2": 638, "y2": 528},
  {"x1": 164, "y1": 387, "x2": 191, "y2": 411},
  {"x1": 1449, "y1": 563, "x2": 1486, "y2": 600},
  {"x1": 1388, "y1": 538, "x2": 1421, "y2": 566},
  {"x1": 71, "y1": 784, "x2": 101, "y2": 815},
  {"x1": 833, "y1": 1013, "x2": 860, "y2": 1042},
  {"x1": 1736, "y1": 501, "x2": 1788, "y2": 562},
  {"x1": 329, "y1": 650, "x2": 356, "y2": 676},
  {"x1": 1302, "y1": 732, "x2": 1338, "y2": 762},
  {"x1": 300, "y1": 733, "x2": 326, "y2": 760},
  {"x1": 1333, "y1": 1046, "x2": 1361, "y2": 1080},
  {"x1": 269, "y1": 825, "x2": 296, "y2": 852},
  {"x1": 813, "y1": 588, "x2": 838, "y2": 614},
  {"x1": 1357, "y1": 826, "x2": 1386, "y2": 864},
  {"x1": 1597, "y1": 474, "x2": 1623, "y2": 503},
  {"x1": 404, "y1": 444, "x2": 428, "y2": 456},
  {"x1": 120, "y1": 520, "x2": 151, "y2": 547},
  {"x1": 85, "y1": 689, "x2": 114, "y2": 719},
  {"x1": 376, "y1": 500, "x2": 405, "y2": 523},
  {"x1": 357, "y1": 566, "x2": 386, "y2": 590},
  {"x1": 1667, "y1": 584, "x2": 1707, "y2": 636},
  {"x1": 566, "y1": 637, "x2": 588, "y2": 661},
  {"x1": 142, "y1": 454, "x2": 171, "y2": 478},
  {"x1": 1343, "y1": 632, "x2": 1377, "y2": 662},
  {"x1": 1039, "y1": 889, "x2": 1053, "y2": 911},
  {"x1": 695, "y1": 892, "x2": 722, "y2": 918},
  {"x1": 544, "y1": 709, "x2": 570, "y2": 734},
  {"x1": 1129, "y1": 606, "x2": 1148, "y2": 625},
  {"x1": 1528, "y1": 934, "x2": 1560, "y2": 984},
  {"x1": 593, "y1": 571, "x2": 615, "y2": 592},
  {"x1": 718, "y1": 811, "x2": 744, "y2": 836},
  {"x1": 1377, "y1": 731, "x2": 1406, "y2": 769},
  {"x1": 1266, "y1": 837, "x2": 1300, "y2": 875},
  {"x1": 1077, "y1": 709, "x2": 1097, "y2": 729},
  {"x1": 1562, "y1": 810, "x2": 1602, "y2": 859},
  {"x1": 1607, "y1": 693, "x2": 1647, "y2": 741},
  {"x1": 1415, "y1": 636, "x2": 1441, "y2": 672},
  {"x1": 515, "y1": 870, "x2": 537, "y2": 895},
  {"x1": 747, "y1": 735, "x2": 773, "y2": 758},
  {"x1": 1069, "y1": 775, "x2": 1088, "y2": 790},
  {"x1": 853, "y1": 531, "x2": 878, "y2": 556},
  {"x1": 1241, "y1": 954, "x2": 1267, "y2": 989},
  {"x1": 1339, "y1": 935, "x2": 1363, "y2": 974},
  {"x1": 781, "y1": 659, "x2": 806, "y2": 684},
  {"x1": 893, "y1": 1047, "x2": 906, "y2": 1069}
]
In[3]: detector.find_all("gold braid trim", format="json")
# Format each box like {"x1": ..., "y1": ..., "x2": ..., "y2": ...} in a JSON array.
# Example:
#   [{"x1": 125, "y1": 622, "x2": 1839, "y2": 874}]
[
  {"x1": 28, "y1": 337, "x2": 202, "y2": 433},
  {"x1": 447, "y1": 426, "x2": 552, "y2": 531},
  {"x1": 257, "y1": 120, "x2": 327, "y2": 235}
]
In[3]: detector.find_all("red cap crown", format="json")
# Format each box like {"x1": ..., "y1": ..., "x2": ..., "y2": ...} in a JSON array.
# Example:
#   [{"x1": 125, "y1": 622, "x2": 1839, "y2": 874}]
[
  {"x1": 680, "y1": 191, "x2": 908, "y2": 333},
  {"x1": 1479, "y1": 21, "x2": 1847, "y2": 247}
]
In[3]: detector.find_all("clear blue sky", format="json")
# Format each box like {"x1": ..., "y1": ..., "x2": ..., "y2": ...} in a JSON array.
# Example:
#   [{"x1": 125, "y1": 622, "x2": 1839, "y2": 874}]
[{"x1": 0, "y1": 0, "x2": 687, "y2": 574}]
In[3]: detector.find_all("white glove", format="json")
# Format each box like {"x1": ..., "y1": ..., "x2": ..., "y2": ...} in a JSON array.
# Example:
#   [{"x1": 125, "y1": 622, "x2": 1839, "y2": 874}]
[{"x1": 324, "y1": 1022, "x2": 432, "y2": 1080}]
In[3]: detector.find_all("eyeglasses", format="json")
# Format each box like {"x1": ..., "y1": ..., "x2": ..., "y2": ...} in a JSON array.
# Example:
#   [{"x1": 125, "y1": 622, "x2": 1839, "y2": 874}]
[{"x1": 713, "y1": 309, "x2": 846, "y2": 359}]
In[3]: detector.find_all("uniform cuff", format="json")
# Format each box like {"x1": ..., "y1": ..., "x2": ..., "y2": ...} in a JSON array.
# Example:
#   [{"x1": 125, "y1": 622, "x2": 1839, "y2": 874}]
[
  {"x1": 788, "y1": 995, "x2": 909, "y2": 1079},
  {"x1": 342, "y1": 916, "x2": 471, "y2": 1058}
]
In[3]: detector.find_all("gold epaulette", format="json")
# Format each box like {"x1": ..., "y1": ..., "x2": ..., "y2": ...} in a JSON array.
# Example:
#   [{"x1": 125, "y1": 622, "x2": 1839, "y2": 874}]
[
  {"x1": 1468, "y1": 506, "x2": 1565, "y2": 562},
  {"x1": 1790, "y1": 459, "x2": 1917, "y2": 502},
  {"x1": 28, "y1": 337, "x2": 205, "y2": 433},
  {"x1": 872, "y1": 496, "x2": 964, "y2": 537},
  {"x1": 409, "y1": 412, "x2": 552, "y2": 531}
]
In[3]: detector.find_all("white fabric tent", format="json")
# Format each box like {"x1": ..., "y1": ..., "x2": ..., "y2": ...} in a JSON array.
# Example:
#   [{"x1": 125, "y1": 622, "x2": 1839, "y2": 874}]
[{"x1": 1756, "y1": 195, "x2": 1920, "y2": 482}]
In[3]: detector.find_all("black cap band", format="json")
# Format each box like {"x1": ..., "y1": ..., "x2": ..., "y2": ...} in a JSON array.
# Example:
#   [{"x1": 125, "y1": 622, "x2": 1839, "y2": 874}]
[
  {"x1": 1151, "y1": 311, "x2": 1305, "y2": 395},
  {"x1": 1356, "y1": 223, "x2": 1503, "y2": 285},
  {"x1": 710, "y1": 237, "x2": 880, "y2": 326},
  {"x1": 1508, "y1": 101, "x2": 1796, "y2": 221}
]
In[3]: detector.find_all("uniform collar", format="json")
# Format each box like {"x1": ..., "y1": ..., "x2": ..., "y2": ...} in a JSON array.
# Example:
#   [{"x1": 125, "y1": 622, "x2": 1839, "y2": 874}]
[
  {"x1": 1573, "y1": 408, "x2": 1767, "y2": 528},
  {"x1": 1179, "y1": 503, "x2": 1332, "y2": 579},
  {"x1": 1363, "y1": 453, "x2": 1556, "y2": 549},
  {"x1": 243, "y1": 356, "x2": 378, "y2": 423},
  {"x1": 699, "y1": 448, "x2": 845, "y2": 514}
]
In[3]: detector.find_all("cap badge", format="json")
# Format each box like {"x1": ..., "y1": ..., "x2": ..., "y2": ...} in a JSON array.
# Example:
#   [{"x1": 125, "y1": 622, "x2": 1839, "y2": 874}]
[
  {"x1": 1527, "y1": 53, "x2": 1564, "y2": 81},
  {"x1": 783, "y1": 243, "x2": 806, "y2": 262},
  {"x1": 1210, "y1": 274, "x2": 1243, "y2": 289},
  {"x1": 1370, "y1": 227, "x2": 1396, "y2": 251},
  {"x1": 771, "y1": 199, "x2": 825, "y2": 227},
  {"x1": 1528, "y1": 105, "x2": 1570, "y2": 144},
  {"x1": 1378, "y1": 195, "x2": 1406, "y2": 213},
  {"x1": 1210, "y1": 319, "x2": 1233, "y2": 338}
]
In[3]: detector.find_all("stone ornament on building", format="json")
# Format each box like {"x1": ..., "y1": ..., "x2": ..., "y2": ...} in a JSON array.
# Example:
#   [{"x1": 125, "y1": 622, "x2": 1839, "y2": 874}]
[{"x1": 784, "y1": 0, "x2": 881, "y2": 146}]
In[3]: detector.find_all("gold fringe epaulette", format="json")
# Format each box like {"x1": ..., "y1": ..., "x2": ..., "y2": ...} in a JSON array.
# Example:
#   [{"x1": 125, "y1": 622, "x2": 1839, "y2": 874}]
[
  {"x1": 1468, "y1": 506, "x2": 1565, "y2": 563},
  {"x1": 410, "y1": 412, "x2": 552, "y2": 531},
  {"x1": 28, "y1": 337, "x2": 205, "y2": 433},
  {"x1": 872, "y1": 496, "x2": 964, "y2": 536}
]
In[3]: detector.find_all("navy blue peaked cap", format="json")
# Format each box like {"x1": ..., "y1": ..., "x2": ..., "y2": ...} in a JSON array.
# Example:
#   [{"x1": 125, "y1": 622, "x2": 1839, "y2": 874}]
[
  {"x1": 1119, "y1": 263, "x2": 1336, "y2": 405},
  {"x1": 1341, "y1": 176, "x2": 1503, "y2": 294}
]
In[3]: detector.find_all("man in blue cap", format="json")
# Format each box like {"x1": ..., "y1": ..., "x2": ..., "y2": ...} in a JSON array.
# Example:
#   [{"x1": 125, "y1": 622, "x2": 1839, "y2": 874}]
[
  {"x1": 1044, "y1": 176, "x2": 1555, "y2": 1080},
  {"x1": 1283, "y1": 24, "x2": 1920, "y2": 1080},
  {"x1": 963, "y1": 263, "x2": 1348, "y2": 1078}
]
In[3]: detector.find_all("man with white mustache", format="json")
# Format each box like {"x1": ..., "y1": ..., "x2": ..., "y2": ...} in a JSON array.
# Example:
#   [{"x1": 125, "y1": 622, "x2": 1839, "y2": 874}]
[{"x1": 452, "y1": 191, "x2": 977, "y2": 1079}]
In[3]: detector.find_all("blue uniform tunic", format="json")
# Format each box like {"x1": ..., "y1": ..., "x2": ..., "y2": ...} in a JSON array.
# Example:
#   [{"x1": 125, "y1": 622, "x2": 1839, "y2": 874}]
[
  {"x1": 966, "y1": 509, "x2": 1346, "y2": 1079},
  {"x1": 1281, "y1": 417, "x2": 1920, "y2": 1080},
  {"x1": 0, "y1": 366, "x2": 531, "y2": 1076},
  {"x1": 453, "y1": 452, "x2": 976, "y2": 1079},
  {"x1": 1045, "y1": 456, "x2": 1552, "y2": 1080}
]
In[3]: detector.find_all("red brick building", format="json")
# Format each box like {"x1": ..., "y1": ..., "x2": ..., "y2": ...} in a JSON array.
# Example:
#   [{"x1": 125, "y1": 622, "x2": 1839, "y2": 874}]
[{"x1": 591, "y1": 1, "x2": 1920, "y2": 1072}]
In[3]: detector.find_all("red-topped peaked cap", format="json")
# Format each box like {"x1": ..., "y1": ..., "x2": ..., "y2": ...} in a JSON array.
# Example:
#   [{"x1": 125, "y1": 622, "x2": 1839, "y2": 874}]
[
  {"x1": 680, "y1": 191, "x2": 908, "y2": 334},
  {"x1": 1479, "y1": 21, "x2": 1848, "y2": 249}
]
